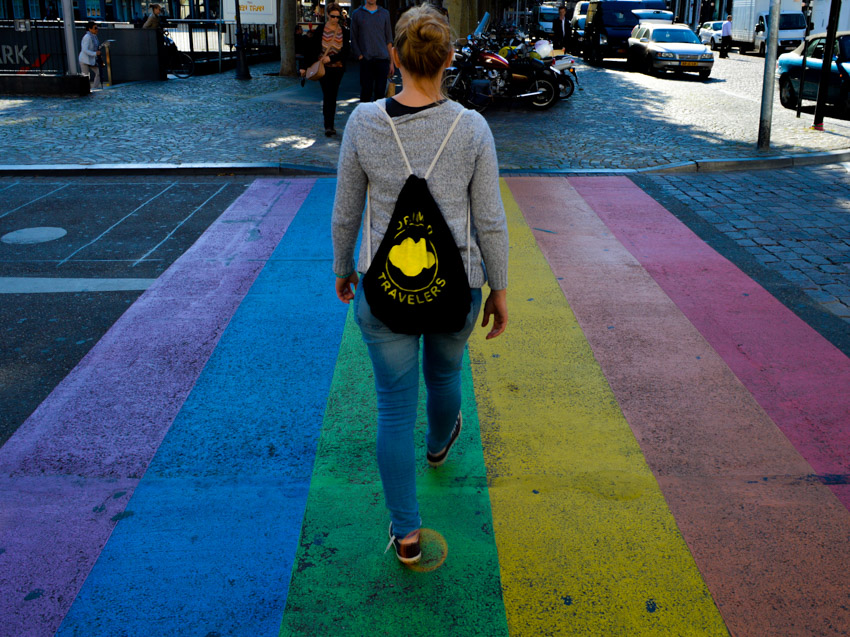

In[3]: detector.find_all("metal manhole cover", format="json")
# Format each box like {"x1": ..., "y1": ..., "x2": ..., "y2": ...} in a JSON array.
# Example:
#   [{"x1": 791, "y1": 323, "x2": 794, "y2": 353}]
[{"x1": 1, "y1": 227, "x2": 67, "y2": 245}]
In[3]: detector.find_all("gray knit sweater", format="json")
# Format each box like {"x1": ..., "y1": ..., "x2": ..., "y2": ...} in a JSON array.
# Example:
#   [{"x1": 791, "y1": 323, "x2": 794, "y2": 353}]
[{"x1": 332, "y1": 99, "x2": 509, "y2": 290}]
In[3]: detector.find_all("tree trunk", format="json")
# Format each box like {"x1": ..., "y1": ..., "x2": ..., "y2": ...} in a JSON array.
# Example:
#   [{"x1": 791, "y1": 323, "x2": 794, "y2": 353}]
[{"x1": 279, "y1": 0, "x2": 297, "y2": 75}]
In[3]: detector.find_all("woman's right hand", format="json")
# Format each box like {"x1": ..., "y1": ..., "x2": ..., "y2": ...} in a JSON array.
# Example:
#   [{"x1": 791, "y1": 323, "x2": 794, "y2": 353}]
[
  {"x1": 335, "y1": 272, "x2": 359, "y2": 304},
  {"x1": 481, "y1": 288, "x2": 508, "y2": 339}
]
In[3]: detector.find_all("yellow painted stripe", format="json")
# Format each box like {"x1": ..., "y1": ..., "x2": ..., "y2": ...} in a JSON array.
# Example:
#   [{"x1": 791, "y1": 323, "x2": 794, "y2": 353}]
[{"x1": 467, "y1": 180, "x2": 727, "y2": 635}]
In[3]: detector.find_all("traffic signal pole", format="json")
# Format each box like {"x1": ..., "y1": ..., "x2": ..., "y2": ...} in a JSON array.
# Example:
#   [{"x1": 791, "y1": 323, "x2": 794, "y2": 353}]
[{"x1": 812, "y1": 0, "x2": 842, "y2": 129}]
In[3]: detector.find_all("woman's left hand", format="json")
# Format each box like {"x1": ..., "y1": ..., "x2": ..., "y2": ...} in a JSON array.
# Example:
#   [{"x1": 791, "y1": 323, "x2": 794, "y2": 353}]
[
  {"x1": 335, "y1": 272, "x2": 359, "y2": 304},
  {"x1": 323, "y1": 55, "x2": 331, "y2": 64}
]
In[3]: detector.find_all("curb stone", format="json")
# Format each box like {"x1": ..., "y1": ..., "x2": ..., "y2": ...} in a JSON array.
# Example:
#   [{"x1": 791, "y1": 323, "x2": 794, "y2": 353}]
[{"x1": 2, "y1": 150, "x2": 850, "y2": 177}]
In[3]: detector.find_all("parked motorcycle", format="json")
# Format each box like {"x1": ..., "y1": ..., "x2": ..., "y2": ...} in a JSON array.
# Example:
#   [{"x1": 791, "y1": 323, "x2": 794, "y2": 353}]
[
  {"x1": 497, "y1": 31, "x2": 579, "y2": 99},
  {"x1": 442, "y1": 16, "x2": 561, "y2": 112},
  {"x1": 550, "y1": 53, "x2": 580, "y2": 98}
]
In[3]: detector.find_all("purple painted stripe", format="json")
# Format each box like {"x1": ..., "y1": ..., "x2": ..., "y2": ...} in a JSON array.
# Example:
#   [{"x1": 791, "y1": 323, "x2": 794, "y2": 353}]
[
  {"x1": 0, "y1": 178, "x2": 314, "y2": 637},
  {"x1": 569, "y1": 176, "x2": 850, "y2": 508}
]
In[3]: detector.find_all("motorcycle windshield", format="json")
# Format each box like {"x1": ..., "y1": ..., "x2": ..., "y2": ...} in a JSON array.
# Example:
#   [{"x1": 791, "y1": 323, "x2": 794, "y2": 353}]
[{"x1": 474, "y1": 12, "x2": 491, "y2": 37}]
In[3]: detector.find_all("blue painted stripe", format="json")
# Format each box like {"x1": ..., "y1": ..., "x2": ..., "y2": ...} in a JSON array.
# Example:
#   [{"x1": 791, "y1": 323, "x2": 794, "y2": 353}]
[{"x1": 58, "y1": 178, "x2": 348, "y2": 636}]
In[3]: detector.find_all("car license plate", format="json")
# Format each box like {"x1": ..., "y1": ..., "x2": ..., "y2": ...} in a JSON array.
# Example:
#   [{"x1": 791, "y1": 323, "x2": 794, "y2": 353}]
[{"x1": 681, "y1": 61, "x2": 698, "y2": 66}]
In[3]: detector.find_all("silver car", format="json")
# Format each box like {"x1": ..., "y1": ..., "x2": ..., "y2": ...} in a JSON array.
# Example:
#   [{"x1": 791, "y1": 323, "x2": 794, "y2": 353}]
[{"x1": 627, "y1": 23, "x2": 714, "y2": 79}]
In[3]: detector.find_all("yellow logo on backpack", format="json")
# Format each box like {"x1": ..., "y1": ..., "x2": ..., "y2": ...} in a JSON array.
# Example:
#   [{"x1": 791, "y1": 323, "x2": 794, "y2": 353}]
[{"x1": 388, "y1": 237, "x2": 436, "y2": 278}]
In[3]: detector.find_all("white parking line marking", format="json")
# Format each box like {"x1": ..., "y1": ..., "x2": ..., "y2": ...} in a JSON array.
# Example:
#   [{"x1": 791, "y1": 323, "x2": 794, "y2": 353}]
[
  {"x1": 0, "y1": 184, "x2": 70, "y2": 219},
  {"x1": 0, "y1": 277, "x2": 155, "y2": 293},
  {"x1": 0, "y1": 182, "x2": 20, "y2": 193},
  {"x1": 57, "y1": 183, "x2": 177, "y2": 267},
  {"x1": 0, "y1": 259, "x2": 164, "y2": 263},
  {"x1": 132, "y1": 184, "x2": 228, "y2": 267},
  {"x1": 716, "y1": 88, "x2": 760, "y2": 104}
]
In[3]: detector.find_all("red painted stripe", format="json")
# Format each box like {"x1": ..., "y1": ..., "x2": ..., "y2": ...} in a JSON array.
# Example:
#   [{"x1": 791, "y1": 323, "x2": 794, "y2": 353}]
[
  {"x1": 570, "y1": 175, "x2": 850, "y2": 508},
  {"x1": 508, "y1": 175, "x2": 850, "y2": 636}
]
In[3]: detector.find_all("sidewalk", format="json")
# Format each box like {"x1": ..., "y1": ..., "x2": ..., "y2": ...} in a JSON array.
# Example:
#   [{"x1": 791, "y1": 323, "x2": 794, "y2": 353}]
[
  {"x1": 2, "y1": 60, "x2": 850, "y2": 173},
  {"x1": 2, "y1": 175, "x2": 849, "y2": 636}
]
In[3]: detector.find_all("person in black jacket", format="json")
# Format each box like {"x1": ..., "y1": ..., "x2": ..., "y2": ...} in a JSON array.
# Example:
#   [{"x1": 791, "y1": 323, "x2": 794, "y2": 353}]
[
  {"x1": 552, "y1": 5, "x2": 571, "y2": 51},
  {"x1": 295, "y1": 24, "x2": 310, "y2": 84},
  {"x1": 304, "y1": 2, "x2": 350, "y2": 136}
]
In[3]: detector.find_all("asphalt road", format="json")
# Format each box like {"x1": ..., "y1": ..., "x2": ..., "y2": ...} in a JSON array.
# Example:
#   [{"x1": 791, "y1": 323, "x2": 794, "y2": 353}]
[{"x1": 0, "y1": 176, "x2": 252, "y2": 447}]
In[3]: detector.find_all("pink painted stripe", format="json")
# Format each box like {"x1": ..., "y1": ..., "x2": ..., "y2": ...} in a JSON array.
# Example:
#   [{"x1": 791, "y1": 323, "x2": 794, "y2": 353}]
[
  {"x1": 0, "y1": 178, "x2": 314, "y2": 637},
  {"x1": 509, "y1": 176, "x2": 850, "y2": 635},
  {"x1": 570, "y1": 175, "x2": 850, "y2": 507}
]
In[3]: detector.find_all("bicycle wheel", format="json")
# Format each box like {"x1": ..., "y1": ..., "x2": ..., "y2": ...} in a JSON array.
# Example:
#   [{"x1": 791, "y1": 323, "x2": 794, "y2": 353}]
[{"x1": 171, "y1": 52, "x2": 195, "y2": 79}]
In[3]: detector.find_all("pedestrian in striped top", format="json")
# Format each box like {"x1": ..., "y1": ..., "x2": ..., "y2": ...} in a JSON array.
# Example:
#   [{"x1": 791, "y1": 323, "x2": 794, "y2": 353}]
[{"x1": 308, "y1": 3, "x2": 350, "y2": 137}]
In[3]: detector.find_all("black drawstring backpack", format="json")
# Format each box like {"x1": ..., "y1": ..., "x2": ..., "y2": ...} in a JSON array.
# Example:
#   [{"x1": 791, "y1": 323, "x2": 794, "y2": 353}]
[{"x1": 362, "y1": 102, "x2": 472, "y2": 335}]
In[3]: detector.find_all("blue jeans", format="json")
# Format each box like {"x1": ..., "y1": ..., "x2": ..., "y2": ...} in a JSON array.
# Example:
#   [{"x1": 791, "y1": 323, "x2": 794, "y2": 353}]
[{"x1": 354, "y1": 286, "x2": 483, "y2": 537}]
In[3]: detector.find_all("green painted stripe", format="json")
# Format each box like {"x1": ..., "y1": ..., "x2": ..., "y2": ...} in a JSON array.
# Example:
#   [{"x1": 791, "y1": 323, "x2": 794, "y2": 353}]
[{"x1": 279, "y1": 307, "x2": 509, "y2": 636}]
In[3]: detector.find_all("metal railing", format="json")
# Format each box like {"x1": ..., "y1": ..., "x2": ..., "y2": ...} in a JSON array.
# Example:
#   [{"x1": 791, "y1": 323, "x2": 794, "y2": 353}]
[
  {"x1": 1, "y1": 18, "x2": 278, "y2": 77},
  {"x1": 165, "y1": 19, "x2": 278, "y2": 71},
  {"x1": 0, "y1": 20, "x2": 69, "y2": 75}
]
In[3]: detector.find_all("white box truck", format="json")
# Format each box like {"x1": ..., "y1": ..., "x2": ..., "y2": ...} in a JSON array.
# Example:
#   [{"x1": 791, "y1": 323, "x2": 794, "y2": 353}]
[
  {"x1": 807, "y1": 0, "x2": 850, "y2": 36},
  {"x1": 731, "y1": 0, "x2": 807, "y2": 55}
]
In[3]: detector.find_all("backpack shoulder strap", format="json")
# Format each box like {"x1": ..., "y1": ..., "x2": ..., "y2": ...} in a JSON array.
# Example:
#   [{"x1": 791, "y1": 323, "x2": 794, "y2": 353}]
[
  {"x1": 375, "y1": 100, "x2": 413, "y2": 177},
  {"x1": 367, "y1": 102, "x2": 469, "y2": 270},
  {"x1": 375, "y1": 100, "x2": 465, "y2": 179},
  {"x1": 425, "y1": 108, "x2": 465, "y2": 180}
]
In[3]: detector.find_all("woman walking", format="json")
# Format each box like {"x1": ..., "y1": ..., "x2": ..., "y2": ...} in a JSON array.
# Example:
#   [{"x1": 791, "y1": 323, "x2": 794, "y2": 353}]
[
  {"x1": 78, "y1": 21, "x2": 102, "y2": 90},
  {"x1": 331, "y1": 4, "x2": 509, "y2": 565},
  {"x1": 304, "y1": 3, "x2": 349, "y2": 136}
]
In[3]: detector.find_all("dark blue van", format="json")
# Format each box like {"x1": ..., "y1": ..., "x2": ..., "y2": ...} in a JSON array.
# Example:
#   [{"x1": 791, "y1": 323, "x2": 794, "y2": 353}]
[{"x1": 584, "y1": 0, "x2": 667, "y2": 63}]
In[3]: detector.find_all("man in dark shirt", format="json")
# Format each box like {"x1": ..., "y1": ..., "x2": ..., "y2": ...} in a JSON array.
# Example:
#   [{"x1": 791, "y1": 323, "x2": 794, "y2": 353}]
[
  {"x1": 552, "y1": 5, "x2": 571, "y2": 51},
  {"x1": 350, "y1": 0, "x2": 395, "y2": 102},
  {"x1": 720, "y1": 15, "x2": 732, "y2": 58}
]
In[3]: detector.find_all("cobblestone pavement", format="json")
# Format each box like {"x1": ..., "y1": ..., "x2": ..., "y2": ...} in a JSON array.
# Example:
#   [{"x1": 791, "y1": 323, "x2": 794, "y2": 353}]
[
  {"x1": 493, "y1": 53, "x2": 850, "y2": 170},
  {"x1": 633, "y1": 162, "x2": 850, "y2": 339},
  {"x1": 1, "y1": 52, "x2": 849, "y2": 170}
]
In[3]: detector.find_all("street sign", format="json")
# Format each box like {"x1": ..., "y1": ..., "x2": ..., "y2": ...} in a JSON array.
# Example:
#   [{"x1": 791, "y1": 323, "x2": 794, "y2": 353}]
[{"x1": 223, "y1": 0, "x2": 276, "y2": 25}]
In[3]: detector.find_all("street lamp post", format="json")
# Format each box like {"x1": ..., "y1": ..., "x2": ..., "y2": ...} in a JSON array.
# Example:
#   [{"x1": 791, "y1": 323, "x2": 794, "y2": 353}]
[
  {"x1": 234, "y1": 0, "x2": 252, "y2": 80},
  {"x1": 757, "y1": 0, "x2": 781, "y2": 149},
  {"x1": 60, "y1": 0, "x2": 78, "y2": 75}
]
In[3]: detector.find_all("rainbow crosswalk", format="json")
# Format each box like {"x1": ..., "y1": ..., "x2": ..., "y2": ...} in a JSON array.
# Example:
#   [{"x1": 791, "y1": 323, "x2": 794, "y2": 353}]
[{"x1": 1, "y1": 177, "x2": 849, "y2": 637}]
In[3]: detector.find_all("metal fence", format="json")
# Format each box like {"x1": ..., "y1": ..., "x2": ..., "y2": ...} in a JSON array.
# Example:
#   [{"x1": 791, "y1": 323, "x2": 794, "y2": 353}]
[
  {"x1": 0, "y1": 20, "x2": 69, "y2": 75},
  {"x1": 166, "y1": 19, "x2": 278, "y2": 57},
  {"x1": 1, "y1": 19, "x2": 278, "y2": 76}
]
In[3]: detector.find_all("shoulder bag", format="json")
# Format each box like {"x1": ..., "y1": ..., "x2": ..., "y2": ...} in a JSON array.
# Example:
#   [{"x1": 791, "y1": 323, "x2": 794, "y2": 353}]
[{"x1": 305, "y1": 42, "x2": 331, "y2": 81}]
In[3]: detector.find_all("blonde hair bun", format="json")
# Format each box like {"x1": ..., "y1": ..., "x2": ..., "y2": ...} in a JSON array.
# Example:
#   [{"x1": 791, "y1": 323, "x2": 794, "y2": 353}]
[{"x1": 394, "y1": 4, "x2": 452, "y2": 78}]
